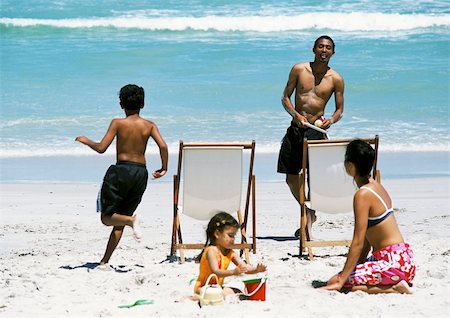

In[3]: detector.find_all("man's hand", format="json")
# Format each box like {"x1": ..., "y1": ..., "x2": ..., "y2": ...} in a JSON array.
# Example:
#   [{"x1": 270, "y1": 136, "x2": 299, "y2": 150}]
[
  {"x1": 321, "y1": 118, "x2": 333, "y2": 130},
  {"x1": 293, "y1": 114, "x2": 308, "y2": 127}
]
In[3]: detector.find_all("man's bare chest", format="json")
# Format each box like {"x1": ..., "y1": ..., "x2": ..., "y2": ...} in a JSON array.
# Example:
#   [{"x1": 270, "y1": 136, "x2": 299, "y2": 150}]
[{"x1": 297, "y1": 77, "x2": 334, "y2": 100}]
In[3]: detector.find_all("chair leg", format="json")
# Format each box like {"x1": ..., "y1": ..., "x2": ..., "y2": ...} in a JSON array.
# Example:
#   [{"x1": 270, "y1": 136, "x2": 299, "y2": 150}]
[
  {"x1": 237, "y1": 208, "x2": 251, "y2": 263},
  {"x1": 307, "y1": 247, "x2": 314, "y2": 260},
  {"x1": 179, "y1": 249, "x2": 185, "y2": 264}
]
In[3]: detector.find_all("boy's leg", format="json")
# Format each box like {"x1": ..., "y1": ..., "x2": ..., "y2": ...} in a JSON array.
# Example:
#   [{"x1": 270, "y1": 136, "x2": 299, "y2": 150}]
[
  {"x1": 100, "y1": 225, "x2": 125, "y2": 265},
  {"x1": 101, "y1": 212, "x2": 134, "y2": 227},
  {"x1": 101, "y1": 212, "x2": 142, "y2": 241}
]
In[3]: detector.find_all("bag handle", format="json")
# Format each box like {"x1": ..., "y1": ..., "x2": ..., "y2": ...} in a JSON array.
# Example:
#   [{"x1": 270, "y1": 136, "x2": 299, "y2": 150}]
[{"x1": 200, "y1": 273, "x2": 221, "y2": 299}]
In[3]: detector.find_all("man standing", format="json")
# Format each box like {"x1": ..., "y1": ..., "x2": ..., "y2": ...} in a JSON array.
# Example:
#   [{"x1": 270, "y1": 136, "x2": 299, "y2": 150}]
[{"x1": 277, "y1": 35, "x2": 344, "y2": 237}]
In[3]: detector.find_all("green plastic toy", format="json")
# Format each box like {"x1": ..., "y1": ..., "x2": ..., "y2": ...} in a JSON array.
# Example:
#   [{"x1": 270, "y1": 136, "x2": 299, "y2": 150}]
[{"x1": 118, "y1": 299, "x2": 154, "y2": 308}]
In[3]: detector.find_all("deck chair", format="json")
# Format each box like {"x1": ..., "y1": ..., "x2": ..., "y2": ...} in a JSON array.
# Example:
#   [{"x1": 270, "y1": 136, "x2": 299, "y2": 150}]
[
  {"x1": 299, "y1": 136, "x2": 380, "y2": 260},
  {"x1": 171, "y1": 141, "x2": 256, "y2": 263}
]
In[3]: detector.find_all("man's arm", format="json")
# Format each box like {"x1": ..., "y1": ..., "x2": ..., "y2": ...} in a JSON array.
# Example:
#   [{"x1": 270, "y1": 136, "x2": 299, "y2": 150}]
[
  {"x1": 150, "y1": 124, "x2": 168, "y2": 179},
  {"x1": 322, "y1": 74, "x2": 344, "y2": 130},
  {"x1": 75, "y1": 119, "x2": 118, "y2": 153},
  {"x1": 281, "y1": 65, "x2": 308, "y2": 126}
]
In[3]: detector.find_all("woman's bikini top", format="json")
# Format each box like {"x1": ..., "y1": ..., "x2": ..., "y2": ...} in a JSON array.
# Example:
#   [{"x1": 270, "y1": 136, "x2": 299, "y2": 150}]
[{"x1": 360, "y1": 186, "x2": 394, "y2": 228}]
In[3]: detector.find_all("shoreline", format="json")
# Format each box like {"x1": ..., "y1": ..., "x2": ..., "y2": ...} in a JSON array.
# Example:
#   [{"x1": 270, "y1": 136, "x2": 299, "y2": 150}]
[{"x1": 1, "y1": 151, "x2": 449, "y2": 183}]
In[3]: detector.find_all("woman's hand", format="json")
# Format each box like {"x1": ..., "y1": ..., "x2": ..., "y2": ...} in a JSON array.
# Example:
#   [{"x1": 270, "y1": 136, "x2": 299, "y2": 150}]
[{"x1": 321, "y1": 274, "x2": 344, "y2": 292}]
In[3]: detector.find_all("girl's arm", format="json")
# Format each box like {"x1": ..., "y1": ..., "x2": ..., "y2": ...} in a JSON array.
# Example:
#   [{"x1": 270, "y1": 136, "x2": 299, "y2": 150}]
[
  {"x1": 231, "y1": 254, "x2": 267, "y2": 274},
  {"x1": 323, "y1": 190, "x2": 369, "y2": 291},
  {"x1": 75, "y1": 120, "x2": 118, "y2": 154},
  {"x1": 206, "y1": 248, "x2": 242, "y2": 278}
]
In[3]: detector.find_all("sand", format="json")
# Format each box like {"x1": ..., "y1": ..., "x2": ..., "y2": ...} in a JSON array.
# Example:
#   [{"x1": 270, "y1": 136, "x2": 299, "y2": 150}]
[{"x1": 1, "y1": 177, "x2": 449, "y2": 317}]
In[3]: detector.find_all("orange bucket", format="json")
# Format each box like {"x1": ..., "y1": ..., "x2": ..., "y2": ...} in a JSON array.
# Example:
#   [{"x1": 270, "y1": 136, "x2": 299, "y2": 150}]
[{"x1": 243, "y1": 277, "x2": 267, "y2": 301}]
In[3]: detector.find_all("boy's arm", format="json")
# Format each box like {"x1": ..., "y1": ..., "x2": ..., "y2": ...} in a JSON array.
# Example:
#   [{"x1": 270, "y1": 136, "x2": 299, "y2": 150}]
[
  {"x1": 150, "y1": 124, "x2": 168, "y2": 179},
  {"x1": 75, "y1": 120, "x2": 118, "y2": 153}
]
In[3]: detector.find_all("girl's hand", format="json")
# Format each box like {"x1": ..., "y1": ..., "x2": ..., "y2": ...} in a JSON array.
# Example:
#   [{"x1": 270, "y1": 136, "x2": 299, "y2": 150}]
[
  {"x1": 232, "y1": 266, "x2": 242, "y2": 275},
  {"x1": 255, "y1": 263, "x2": 267, "y2": 273}
]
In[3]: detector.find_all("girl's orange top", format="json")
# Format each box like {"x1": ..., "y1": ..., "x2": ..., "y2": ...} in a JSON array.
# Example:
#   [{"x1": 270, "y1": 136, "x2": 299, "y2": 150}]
[{"x1": 194, "y1": 246, "x2": 235, "y2": 293}]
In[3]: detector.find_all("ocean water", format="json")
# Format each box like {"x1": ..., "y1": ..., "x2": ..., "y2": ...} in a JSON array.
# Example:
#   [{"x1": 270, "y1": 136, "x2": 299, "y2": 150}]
[{"x1": 1, "y1": 1, "x2": 449, "y2": 182}]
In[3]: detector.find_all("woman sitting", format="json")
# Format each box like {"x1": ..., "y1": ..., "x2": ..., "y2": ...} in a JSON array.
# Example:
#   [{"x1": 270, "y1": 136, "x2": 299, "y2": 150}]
[{"x1": 322, "y1": 139, "x2": 416, "y2": 294}]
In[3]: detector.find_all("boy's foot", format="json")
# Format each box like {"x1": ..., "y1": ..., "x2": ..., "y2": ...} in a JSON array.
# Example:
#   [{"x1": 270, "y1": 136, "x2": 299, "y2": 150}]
[
  {"x1": 132, "y1": 214, "x2": 142, "y2": 241},
  {"x1": 96, "y1": 263, "x2": 113, "y2": 271},
  {"x1": 393, "y1": 280, "x2": 413, "y2": 294}
]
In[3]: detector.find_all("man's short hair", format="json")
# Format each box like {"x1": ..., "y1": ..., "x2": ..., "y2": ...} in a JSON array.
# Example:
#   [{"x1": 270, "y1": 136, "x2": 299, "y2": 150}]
[
  {"x1": 119, "y1": 84, "x2": 145, "y2": 110},
  {"x1": 314, "y1": 35, "x2": 335, "y2": 52}
]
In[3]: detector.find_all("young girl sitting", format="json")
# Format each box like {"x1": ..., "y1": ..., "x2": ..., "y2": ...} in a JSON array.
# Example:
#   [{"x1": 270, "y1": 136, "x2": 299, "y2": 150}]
[
  {"x1": 322, "y1": 139, "x2": 416, "y2": 294},
  {"x1": 194, "y1": 212, "x2": 267, "y2": 297}
]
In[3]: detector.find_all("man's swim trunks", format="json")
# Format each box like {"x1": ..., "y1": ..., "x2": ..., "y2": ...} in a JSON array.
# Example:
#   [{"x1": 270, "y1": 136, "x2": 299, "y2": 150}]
[
  {"x1": 98, "y1": 161, "x2": 148, "y2": 216},
  {"x1": 277, "y1": 122, "x2": 327, "y2": 174},
  {"x1": 344, "y1": 242, "x2": 416, "y2": 287}
]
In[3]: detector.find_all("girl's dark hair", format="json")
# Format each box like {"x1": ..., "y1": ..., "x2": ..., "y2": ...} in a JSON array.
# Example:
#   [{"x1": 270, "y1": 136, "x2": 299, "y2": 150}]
[
  {"x1": 195, "y1": 212, "x2": 239, "y2": 262},
  {"x1": 345, "y1": 139, "x2": 375, "y2": 178},
  {"x1": 119, "y1": 84, "x2": 144, "y2": 110}
]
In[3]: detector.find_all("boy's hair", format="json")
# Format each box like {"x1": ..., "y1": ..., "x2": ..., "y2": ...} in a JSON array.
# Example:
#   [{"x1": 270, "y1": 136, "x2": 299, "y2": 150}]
[
  {"x1": 195, "y1": 212, "x2": 240, "y2": 262},
  {"x1": 345, "y1": 139, "x2": 375, "y2": 177},
  {"x1": 119, "y1": 84, "x2": 145, "y2": 110},
  {"x1": 314, "y1": 35, "x2": 335, "y2": 52}
]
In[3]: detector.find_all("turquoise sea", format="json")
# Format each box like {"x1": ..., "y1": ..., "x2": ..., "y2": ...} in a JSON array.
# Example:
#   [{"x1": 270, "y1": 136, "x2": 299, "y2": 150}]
[{"x1": 1, "y1": 1, "x2": 449, "y2": 182}]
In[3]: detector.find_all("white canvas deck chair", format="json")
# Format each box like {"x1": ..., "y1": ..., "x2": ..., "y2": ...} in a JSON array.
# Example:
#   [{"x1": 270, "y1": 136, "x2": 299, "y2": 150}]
[
  {"x1": 171, "y1": 141, "x2": 256, "y2": 263},
  {"x1": 299, "y1": 136, "x2": 380, "y2": 260}
]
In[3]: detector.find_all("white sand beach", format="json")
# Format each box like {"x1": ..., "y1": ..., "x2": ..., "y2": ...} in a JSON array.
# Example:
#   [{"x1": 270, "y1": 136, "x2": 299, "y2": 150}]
[{"x1": 1, "y1": 177, "x2": 449, "y2": 317}]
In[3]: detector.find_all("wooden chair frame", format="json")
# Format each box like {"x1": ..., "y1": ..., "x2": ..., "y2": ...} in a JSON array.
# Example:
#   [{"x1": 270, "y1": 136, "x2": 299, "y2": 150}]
[
  {"x1": 170, "y1": 141, "x2": 257, "y2": 263},
  {"x1": 299, "y1": 136, "x2": 380, "y2": 260}
]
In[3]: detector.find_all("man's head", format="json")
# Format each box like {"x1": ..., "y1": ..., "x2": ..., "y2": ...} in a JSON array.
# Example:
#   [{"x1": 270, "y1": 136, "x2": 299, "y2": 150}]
[
  {"x1": 313, "y1": 35, "x2": 335, "y2": 53},
  {"x1": 313, "y1": 35, "x2": 335, "y2": 63},
  {"x1": 119, "y1": 84, "x2": 145, "y2": 110}
]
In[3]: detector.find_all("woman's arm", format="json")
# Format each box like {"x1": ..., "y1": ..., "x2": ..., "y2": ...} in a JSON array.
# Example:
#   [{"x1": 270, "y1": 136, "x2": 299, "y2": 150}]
[
  {"x1": 323, "y1": 190, "x2": 369, "y2": 291},
  {"x1": 358, "y1": 238, "x2": 372, "y2": 264}
]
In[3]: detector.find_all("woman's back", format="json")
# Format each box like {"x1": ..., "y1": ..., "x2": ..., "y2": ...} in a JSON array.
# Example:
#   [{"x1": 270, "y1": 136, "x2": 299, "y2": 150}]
[{"x1": 360, "y1": 180, "x2": 404, "y2": 251}]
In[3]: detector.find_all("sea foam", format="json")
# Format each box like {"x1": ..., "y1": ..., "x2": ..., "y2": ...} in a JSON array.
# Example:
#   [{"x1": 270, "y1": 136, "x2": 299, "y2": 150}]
[{"x1": 1, "y1": 12, "x2": 449, "y2": 33}]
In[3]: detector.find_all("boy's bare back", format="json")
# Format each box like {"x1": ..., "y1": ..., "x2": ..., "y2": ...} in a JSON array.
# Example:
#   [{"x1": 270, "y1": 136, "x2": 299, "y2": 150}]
[
  {"x1": 75, "y1": 84, "x2": 168, "y2": 179},
  {"x1": 112, "y1": 114, "x2": 154, "y2": 164}
]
